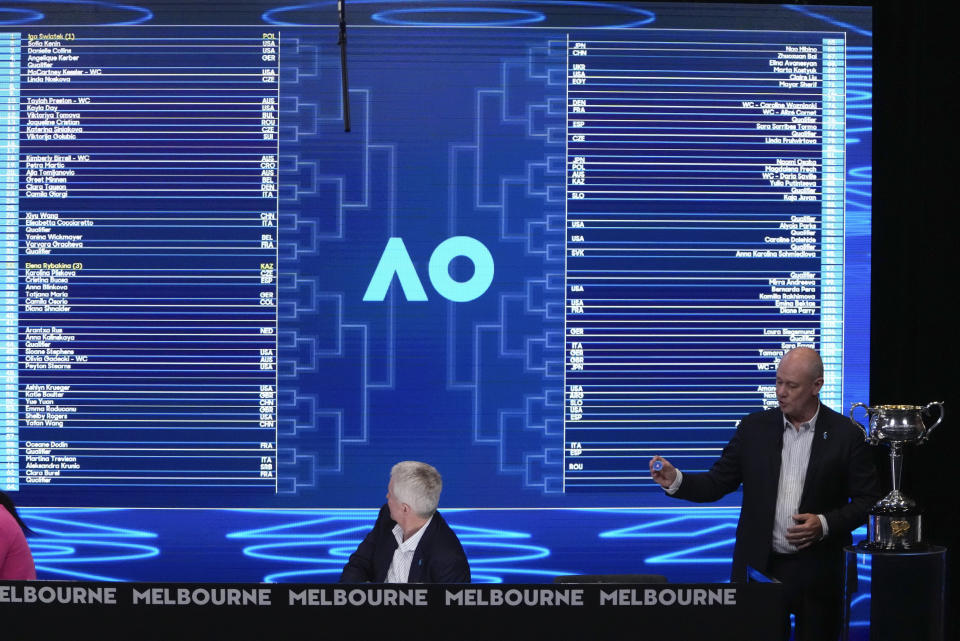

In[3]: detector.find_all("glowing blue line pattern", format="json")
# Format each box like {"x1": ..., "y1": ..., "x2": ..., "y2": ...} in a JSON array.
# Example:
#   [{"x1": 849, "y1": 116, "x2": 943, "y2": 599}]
[
  {"x1": 598, "y1": 510, "x2": 738, "y2": 566},
  {"x1": 263, "y1": 1, "x2": 655, "y2": 29},
  {"x1": 22, "y1": 508, "x2": 160, "y2": 581},
  {"x1": 845, "y1": 532, "x2": 872, "y2": 634},
  {"x1": 0, "y1": 8, "x2": 45, "y2": 25},
  {"x1": 15, "y1": 505, "x2": 872, "y2": 614},
  {"x1": 600, "y1": 512, "x2": 872, "y2": 629},
  {"x1": 8, "y1": 0, "x2": 153, "y2": 26},
  {"x1": 782, "y1": 4, "x2": 872, "y2": 38},
  {"x1": 225, "y1": 509, "x2": 574, "y2": 583},
  {"x1": 371, "y1": 7, "x2": 547, "y2": 27}
]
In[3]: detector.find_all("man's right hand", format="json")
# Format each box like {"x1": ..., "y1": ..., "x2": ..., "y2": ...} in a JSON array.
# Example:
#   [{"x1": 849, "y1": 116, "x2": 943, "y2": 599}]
[{"x1": 649, "y1": 456, "x2": 678, "y2": 489}]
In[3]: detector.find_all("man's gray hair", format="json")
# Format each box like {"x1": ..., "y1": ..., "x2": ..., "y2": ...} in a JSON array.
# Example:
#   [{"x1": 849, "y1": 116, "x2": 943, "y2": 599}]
[{"x1": 391, "y1": 461, "x2": 442, "y2": 518}]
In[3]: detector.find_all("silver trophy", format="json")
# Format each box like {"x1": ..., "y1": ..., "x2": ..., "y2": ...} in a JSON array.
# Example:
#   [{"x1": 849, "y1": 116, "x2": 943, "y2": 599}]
[{"x1": 850, "y1": 402, "x2": 945, "y2": 551}]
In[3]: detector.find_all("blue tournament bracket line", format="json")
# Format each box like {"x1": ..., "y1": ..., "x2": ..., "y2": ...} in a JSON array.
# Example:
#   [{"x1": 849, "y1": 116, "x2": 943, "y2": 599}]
[
  {"x1": 276, "y1": 39, "x2": 396, "y2": 487},
  {"x1": 443, "y1": 30, "x2": 566, "y2": 493}
]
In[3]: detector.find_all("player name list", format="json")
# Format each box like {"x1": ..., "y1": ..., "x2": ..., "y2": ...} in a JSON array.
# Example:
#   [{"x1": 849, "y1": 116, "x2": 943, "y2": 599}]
[
  {"x1": 1, "y1": 30, "x2": 279, "y2": 491},
  {"x1": 562, "y1": 31, "x2": 846, "y2": 489}
]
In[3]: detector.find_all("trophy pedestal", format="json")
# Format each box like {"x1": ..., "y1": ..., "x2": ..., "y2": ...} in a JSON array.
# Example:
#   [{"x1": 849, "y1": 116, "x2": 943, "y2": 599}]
[
  {"x1": 842, "y1": 545, "x2": 946, "y2": 641},
  {"x1": 861, "y1": 491, "x2": 925, "y2": 551}
]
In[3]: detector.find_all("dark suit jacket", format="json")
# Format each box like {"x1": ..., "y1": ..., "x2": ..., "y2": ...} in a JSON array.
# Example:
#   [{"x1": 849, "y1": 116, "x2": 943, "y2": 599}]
[
  {"x1": 339, "y1": 505, "x2": 470, "y2": 583},
  {"x1": 672, "y1": 404, "x2": 881, "y2": 583}
]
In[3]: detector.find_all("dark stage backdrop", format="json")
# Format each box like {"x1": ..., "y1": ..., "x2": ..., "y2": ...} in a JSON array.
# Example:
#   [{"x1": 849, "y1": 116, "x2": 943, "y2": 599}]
[{"x1": 873, "y1": 2, "x2": 956, "y2": 637}]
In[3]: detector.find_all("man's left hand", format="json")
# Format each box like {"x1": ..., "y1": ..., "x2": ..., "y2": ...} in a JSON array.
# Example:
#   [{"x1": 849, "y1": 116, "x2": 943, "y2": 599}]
[{"x1": 786, "y1": 513, "x2": 823, "y2": 550}]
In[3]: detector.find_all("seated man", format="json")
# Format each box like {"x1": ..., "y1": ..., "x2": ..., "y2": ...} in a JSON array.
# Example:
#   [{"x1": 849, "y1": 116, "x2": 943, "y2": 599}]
[{"x1": 339, "y1": 461, "x2": 470, "y2": 583}]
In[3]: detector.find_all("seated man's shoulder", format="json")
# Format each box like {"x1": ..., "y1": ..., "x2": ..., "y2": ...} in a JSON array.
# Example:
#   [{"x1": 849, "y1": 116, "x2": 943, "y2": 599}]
[
  {"x1": 423, "y1": 512, "x2": 470, "y2": 582},
  {"x1": 432, "y1": 512, "x2": 464, "y2": 543}
]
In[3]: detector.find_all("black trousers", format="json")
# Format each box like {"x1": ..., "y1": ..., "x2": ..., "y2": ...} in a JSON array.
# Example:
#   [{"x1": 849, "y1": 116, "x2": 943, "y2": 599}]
[{"x1": 767, "y1": 551, "x2": 842, "y2": 641}]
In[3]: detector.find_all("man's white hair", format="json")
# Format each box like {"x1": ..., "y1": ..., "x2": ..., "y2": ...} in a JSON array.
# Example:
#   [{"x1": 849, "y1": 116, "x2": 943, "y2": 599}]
[{"x1": 391, "y1": 461, "x2": 442, "y2": 518}]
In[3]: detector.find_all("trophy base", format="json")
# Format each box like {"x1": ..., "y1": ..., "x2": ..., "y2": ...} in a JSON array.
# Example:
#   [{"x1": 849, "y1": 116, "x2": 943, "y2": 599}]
[{"x1": 860, "y1": 513, "x2": 926, "y2": 551}]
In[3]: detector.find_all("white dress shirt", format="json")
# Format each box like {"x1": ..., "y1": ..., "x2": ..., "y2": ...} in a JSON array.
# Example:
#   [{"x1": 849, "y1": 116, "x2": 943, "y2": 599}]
[
  {"x1": 385, "y1": 515, "x2": 433, "y2": 583},
  {"x1": 665, "y1": 406, "x2": 829, "y2": 554},
  {"x1": 771, "y1": 408, "x2": 828, "y2": 553}
]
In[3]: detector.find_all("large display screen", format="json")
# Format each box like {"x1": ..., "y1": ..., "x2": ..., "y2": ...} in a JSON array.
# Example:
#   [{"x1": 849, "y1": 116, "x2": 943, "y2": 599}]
[{"x1": 1, "y1": 1, "x2": 872, "y2": 586}]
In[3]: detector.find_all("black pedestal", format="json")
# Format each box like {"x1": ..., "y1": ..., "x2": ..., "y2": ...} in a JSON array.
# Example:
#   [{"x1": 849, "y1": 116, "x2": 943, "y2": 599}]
[{"x1": 843, "y1": 545, "x2": 946, "y2": 641}]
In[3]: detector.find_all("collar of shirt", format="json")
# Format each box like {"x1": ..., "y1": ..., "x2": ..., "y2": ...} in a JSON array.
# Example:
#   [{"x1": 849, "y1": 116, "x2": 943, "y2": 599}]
[
  {"x1": 391, "y1": 514, "x2": 433, "y2": 553},
  {"x1": 783, "y1": 403, "x2": 820, "y2": 433}
]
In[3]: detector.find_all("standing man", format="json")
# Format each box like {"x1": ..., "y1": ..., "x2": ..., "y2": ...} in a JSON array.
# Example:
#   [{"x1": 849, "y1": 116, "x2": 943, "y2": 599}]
[
  {"x1": 340, "y1": 461, "x2": 470, "y2": 583},
  {"x1": 650, "y1": 347, "x2": 880, "y2": 640}
]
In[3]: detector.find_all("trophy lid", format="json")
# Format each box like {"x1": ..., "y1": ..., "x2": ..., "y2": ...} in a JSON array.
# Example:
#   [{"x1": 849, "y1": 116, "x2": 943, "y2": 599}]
[{"x1": 873, "y1": 404, "x2": 924, "y2": 411}]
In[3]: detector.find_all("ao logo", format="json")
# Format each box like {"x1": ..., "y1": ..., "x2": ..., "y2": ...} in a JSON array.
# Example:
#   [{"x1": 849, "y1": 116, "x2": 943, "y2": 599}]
[{"x1": 363, "y1": 237, "x2": 494, "y2": 302}]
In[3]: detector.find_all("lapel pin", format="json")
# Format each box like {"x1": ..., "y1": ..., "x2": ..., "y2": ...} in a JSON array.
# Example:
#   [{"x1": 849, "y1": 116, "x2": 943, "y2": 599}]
[{"x1": 823, "y1": 432, "x2": 828, "y2": 440}]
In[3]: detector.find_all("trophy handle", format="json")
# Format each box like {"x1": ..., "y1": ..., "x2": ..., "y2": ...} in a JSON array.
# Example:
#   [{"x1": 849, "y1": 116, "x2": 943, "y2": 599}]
[
  {"x1": 919, "y1": 401, "x2": 945, "y2": 442},
  {"x1": 849, "y1": 402, "x2": 871, "y2": 441}
]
